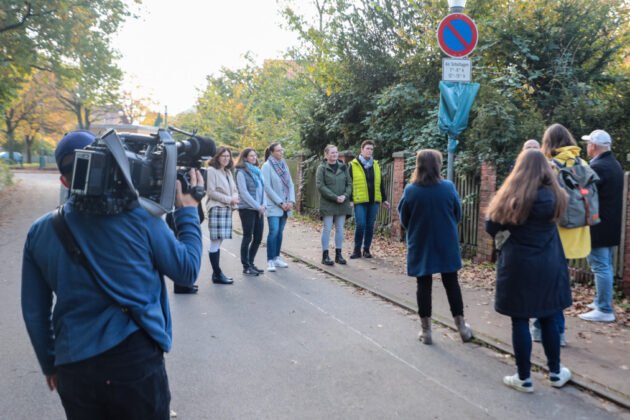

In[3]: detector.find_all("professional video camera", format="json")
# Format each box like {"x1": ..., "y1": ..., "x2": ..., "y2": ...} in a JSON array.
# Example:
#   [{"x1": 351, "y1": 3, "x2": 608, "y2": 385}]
[{"x1": 70, "y1": 127, "x2": 215, "y2": 216}]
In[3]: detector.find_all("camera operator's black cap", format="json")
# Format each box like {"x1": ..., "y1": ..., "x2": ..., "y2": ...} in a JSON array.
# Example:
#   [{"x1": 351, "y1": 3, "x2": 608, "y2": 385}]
[{"x1": 55, "y1": 130, "x2": 96, "y2": 174}]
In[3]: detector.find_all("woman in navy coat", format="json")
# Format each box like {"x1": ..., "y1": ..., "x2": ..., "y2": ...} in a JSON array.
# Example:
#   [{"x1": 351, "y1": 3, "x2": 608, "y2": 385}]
[
  {"x1": 397, "y1": 149, "x2": 472, "y2": 345},
  {"x1": 486, "y1": 149, "x2": 572, "y2": 393}
]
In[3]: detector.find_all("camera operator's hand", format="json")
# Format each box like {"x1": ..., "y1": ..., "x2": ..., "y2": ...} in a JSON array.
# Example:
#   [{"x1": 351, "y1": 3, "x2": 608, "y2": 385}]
[{"x1": 176, "y1": 169, "x2": 204, "y2": 208}]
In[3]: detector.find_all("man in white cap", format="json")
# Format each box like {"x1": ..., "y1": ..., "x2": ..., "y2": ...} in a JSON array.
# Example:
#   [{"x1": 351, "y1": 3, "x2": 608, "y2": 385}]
[{"x1": 579, "y1": 129, "x2": 623, "y2": 322}]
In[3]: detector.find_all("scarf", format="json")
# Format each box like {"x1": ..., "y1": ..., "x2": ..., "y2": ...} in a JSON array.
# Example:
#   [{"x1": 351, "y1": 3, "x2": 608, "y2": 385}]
[
  {"x1": 269, "y1": 155, "x2": 291, "y2": 199},
  {"x1": 246, "y1": 162, "x2": 264, "y2": 188},
  {"x1": 358, "y1": 154, "x2": 374, "y2": 169}
]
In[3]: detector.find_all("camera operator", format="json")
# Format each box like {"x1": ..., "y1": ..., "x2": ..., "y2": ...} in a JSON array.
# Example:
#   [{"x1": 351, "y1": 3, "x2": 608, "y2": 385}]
[{"x1": 21, "y1": 130, "x2": 204, "y2": 419}]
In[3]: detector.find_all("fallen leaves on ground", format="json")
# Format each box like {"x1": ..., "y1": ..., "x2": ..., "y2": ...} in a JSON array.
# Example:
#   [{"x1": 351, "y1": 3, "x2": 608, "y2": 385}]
[{"x1": 289, "y1": 216, "x2": 630, "y2": 329}]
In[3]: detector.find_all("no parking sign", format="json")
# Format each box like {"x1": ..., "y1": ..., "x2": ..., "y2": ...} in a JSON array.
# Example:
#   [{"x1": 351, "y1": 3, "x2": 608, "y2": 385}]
[{"x1": 437, "y1": 13, "x2": 478, "y2": 58}]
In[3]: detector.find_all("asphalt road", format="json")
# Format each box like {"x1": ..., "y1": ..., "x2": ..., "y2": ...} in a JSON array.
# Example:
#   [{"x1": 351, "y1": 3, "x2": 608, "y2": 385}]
[{"x1": 0, "y1": 172, "x2": 623, "y2": 419}]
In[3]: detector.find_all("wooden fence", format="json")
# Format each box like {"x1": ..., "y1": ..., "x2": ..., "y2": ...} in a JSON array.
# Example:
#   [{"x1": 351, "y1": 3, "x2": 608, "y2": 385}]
[{"x1": 454, "y1": 172, "x2": 480, "y2": 259}]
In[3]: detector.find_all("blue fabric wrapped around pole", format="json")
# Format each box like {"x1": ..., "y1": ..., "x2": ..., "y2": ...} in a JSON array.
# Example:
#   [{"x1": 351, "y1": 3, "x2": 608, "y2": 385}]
[{"x1": 438, "y1": 81, "x2": 480, "y2": 152}]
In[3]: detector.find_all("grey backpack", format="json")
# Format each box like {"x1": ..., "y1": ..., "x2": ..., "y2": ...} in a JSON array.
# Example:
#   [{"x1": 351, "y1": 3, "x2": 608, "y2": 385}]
[{"x1": 552, "y1": 157, "x2": 600, "y2": 228}]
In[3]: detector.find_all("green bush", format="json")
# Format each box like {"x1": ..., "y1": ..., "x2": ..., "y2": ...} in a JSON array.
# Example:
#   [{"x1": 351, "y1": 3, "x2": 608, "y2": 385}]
[{"x1": 0, "y1": 161, "x2": 14, "y2": 193}]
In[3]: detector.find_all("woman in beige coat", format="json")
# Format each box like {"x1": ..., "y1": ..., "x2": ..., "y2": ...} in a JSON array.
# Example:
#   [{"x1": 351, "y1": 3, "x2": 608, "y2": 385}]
[{"x1": 206, "y1": 146, "x2": 239, "y2": 284}]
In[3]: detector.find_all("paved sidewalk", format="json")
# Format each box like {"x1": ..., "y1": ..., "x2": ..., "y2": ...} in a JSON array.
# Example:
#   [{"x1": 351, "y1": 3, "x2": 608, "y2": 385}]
[{"x1": 236, "y1": 216, "x2": 630, "y2": 408}]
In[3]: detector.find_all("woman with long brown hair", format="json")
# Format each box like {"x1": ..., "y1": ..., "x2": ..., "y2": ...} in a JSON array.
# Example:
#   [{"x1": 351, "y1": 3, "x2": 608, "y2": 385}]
[
  {"x1": 234, "y1": 148, "x2": 266, "y2": 275},
  {"x1": 486, "y1": 149, "x2": 572, "y2": 393},
  {"x1": 206, "y1": 146, "x2": 239, "y2": 284},
  {"x1": 397, "y1": 149, "x2": 472, "y2": 345},
  {"x1": 531, "y1": 123, "x2": 590, "y2": 344}
]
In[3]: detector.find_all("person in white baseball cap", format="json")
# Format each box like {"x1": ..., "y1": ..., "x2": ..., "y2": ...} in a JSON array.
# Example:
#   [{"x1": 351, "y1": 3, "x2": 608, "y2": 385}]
[
  {"x1": 579, "y1": 129, "x2": 623, "y2": 322},
  {"x1": 581, "y1": 129, "x2": 611, "y2": 148}
]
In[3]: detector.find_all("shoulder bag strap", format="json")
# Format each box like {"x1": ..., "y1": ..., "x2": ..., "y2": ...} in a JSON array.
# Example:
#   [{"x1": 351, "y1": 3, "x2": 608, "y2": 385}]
[{"x1": 51, "y1": 207, "x2": 135, "y2": 319}]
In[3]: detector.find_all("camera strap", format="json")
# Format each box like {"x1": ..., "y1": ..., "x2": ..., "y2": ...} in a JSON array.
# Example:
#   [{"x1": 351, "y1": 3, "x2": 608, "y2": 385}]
[{"x1": 51, "y1": 206, "x2": 138, "y2": 325}]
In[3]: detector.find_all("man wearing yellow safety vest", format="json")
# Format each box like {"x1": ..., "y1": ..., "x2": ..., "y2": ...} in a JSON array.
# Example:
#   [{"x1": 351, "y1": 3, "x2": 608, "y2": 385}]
[{"x1": 348, "y1": 140, "x2": 390, "y2": 259}]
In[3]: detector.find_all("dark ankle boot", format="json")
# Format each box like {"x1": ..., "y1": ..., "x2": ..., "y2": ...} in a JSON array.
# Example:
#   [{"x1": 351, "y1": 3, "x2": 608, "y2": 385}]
[
  {"x1": 454, "y1": 315, "x2": 473, "y2": 342},
  {"x1": 350, "y1": 247, "x2": 362, "y2": 259},
  {"x1": 335, "y1": 249, "x2": 347, "y2": 264},
  {"x1": 419, "y1": 317, "x2": 432, "y2": 345},
  {"x1": 209, "y1": 252, "x2": 233, "y2": 284},
  {"x1": 362, "y1": 248, "x2": 372, "y2": 258},
  {"x1": 174, "y1": 284, "x2": 198, "y2": 294},
  {"x1": 322, "y1": 250, "x2": 334, "y2": 265}
]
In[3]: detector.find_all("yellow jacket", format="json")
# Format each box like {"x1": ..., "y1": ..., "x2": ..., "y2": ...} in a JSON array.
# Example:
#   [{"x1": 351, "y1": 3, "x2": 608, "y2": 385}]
[
  {"x1": 549, "y1": 145, "x2": 591, "y2": 259},
  {"x1": 350, "y1": 159, "x2": 382, "y2": 204}
]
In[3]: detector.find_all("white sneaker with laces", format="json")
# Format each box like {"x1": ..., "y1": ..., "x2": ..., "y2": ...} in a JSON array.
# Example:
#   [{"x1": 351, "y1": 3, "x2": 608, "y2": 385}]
[
  {"x1": 586, "y1": 302, "x2": 596, "y2": 310},
  {"x1": 579, "y1": 309, "x2": 615, "y2": 322},
  {"x1": 274, "y1": 257, "x2": 288, "y2": 268},
  {"x1": 503, "y1": 374, "x2": 533, "y2": 393},
  {"x1": 550, "y1": 367, "x2": 571, "y2": 388},
  {"x1": 267, "y1": 260, "x2": 276, "y2": 272}
]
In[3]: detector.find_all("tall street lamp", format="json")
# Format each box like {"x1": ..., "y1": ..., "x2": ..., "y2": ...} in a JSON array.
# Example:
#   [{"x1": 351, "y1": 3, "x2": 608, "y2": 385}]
[{"x1": 448, "y1": 0, "x2": 467, "y2": 13}]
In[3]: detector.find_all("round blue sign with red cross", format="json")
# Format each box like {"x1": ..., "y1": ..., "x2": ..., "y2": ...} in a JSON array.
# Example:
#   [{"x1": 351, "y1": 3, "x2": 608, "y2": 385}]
[{"x1": 437, "y1": 13, "x2": 478, "y2": 58}]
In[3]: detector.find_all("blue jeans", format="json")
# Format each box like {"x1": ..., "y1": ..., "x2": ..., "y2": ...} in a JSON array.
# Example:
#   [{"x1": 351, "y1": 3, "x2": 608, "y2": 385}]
[
  {"x1": 57, "y1": 330, "x2": 170, "y2": 420},
  {"x1": 267, "y1": 214, "x2": 288, "y2": 260},
  {"x1": 587, "y1": 246, "x2": 615, "y2": 314},
  {"x1": 353, "y1": 203, "x2": 379, "y2": 250},
  {"x1": 512, "y1": 316, "x2": 560, "y2": 380},
  {"x1": 533, "y1": 311, "x2": 565, "y2": 334}
]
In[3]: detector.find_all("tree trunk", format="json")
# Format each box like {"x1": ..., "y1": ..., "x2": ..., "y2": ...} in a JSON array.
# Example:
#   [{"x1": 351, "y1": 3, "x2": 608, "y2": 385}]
[
  {"x1": 25, "y1": 135, "x2": 33, "y2": 164},
  {"x1": 75, "y1": 102, "x2": 85, "y2": 129},
  {"x1": 84, "y1": 108, "x2": 91, "y2": 130}
]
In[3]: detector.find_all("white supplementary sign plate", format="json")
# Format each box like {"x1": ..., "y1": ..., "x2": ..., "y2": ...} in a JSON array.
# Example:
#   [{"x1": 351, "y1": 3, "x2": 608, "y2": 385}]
[{"x1": 442, "y1": 58, "x2": 471, "y2": 82}]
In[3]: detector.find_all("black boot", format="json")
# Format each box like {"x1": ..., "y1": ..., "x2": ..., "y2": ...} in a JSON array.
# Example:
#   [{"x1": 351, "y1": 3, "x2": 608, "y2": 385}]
[
  {"x1": 174, "y1": 284, "x2": 198, "y2": 294},
  {"x1": 335, "y1": 249, "x2": 347, "y2": 264},
  {"x1": 217, "y1": 249, "x2": 233, "y2": 282},
  {"x1": 243, "y1": 265, "x2": 259, "y2": 276},
  {"x1": 350, "y1": 247, "x2": 362, "y2": 259},
  {"x1": 209, "y1": 251, "x2": 233, "y2": 284},
  {"x1": 322, "y1": 250, "x2": 334, "y2": 265},
  {"x1": 362, "y1": 248, "x2": 372, "y2": 258}
]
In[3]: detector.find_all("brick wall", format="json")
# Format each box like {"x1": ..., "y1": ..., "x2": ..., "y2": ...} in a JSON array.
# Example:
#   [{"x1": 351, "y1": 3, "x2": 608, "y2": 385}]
[
  {"x1": 391, "y1": 151, "x2": 408, "y2": 241},
  {"x1": 475, "y1": 161, "x2": 496, "y2": 263},
  {"x1": 295, "y1": 152, "x2": 306, "y2": 213}
]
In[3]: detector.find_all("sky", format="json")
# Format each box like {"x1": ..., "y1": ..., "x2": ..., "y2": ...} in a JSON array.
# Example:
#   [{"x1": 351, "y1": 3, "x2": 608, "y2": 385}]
[{"x1": 112, "y1": 0, "x2": 311, "y2": 115}]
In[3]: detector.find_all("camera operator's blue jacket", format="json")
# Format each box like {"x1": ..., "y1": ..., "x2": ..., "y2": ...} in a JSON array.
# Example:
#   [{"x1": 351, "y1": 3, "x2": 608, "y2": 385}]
[{"x1": 21, "y1": 197, "x2": 202, "y2": 375}]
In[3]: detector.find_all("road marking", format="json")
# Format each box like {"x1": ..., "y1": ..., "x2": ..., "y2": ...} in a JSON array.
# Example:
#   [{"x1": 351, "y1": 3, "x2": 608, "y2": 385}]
[{"x1": 269, "y1": 278, "x2": 489, "y2": 414}]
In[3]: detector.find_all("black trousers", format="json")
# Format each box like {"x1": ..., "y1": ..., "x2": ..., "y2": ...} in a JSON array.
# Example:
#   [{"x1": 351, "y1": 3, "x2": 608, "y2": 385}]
[
  {"x1": 239, "y1": 209, "x2": 264, "y2": 268},
  {"x1": 416, "y1": 272, "x2": 464, "y2": 318},
  {"x1": 57, "y1": 330, "x2": 170, "y2": 420}
]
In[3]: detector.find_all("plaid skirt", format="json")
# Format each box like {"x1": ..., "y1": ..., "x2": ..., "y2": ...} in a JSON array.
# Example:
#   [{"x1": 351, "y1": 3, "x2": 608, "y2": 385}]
[{"x1": 208, "y1": 206, "x2": 233, "y2": 240}]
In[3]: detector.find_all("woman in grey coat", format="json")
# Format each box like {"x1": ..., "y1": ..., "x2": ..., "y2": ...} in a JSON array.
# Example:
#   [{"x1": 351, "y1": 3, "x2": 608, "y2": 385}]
[{"x1": 261, "y1": 143, "x2": 295, "y2": 272}]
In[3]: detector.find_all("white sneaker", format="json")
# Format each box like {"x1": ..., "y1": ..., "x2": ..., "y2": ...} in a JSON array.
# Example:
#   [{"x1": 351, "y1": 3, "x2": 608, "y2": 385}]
[
  {"x1": 586, "y1": 302, "x2": 596, "y2": 310},
  {"x1": 579, "y1": 309, "x2": 615, "y2": 322},
  {"x1": 503, "y1": 374, "x2": 533, "y2": 393},
  {"x1": 267, "y1": 260, "x2": 276, "y2": 272},
  {"x1": 274, "y1": 257, "x2": 288, "y2": 268},
  {"x1": 549, "y1": 367, "x2": 571, "y2": 388}
]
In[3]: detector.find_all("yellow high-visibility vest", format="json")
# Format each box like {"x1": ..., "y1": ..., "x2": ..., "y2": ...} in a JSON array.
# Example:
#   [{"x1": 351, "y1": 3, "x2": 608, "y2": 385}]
[{"x1": 351, "y1": 159, "x2": 381, "y2": 204}]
